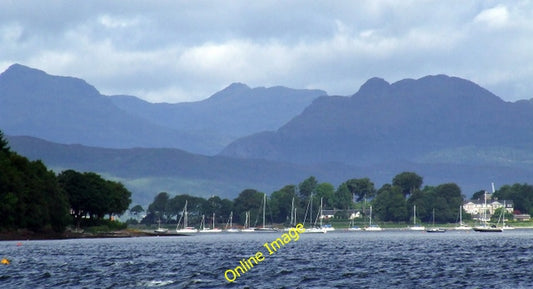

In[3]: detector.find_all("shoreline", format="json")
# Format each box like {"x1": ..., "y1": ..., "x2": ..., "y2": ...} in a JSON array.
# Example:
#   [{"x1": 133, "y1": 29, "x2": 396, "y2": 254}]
[
  {"x1": 0, "y1": 229, "x2": 190, "y2": 241},
  {"x1": 3, "y1": 225, "x2": 533, "y2": 241}
]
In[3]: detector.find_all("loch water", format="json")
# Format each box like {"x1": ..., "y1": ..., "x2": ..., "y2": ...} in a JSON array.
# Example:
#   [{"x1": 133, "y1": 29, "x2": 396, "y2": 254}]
[{"x1": 1, "y1": 230, "x2": 533, "y2": 288}]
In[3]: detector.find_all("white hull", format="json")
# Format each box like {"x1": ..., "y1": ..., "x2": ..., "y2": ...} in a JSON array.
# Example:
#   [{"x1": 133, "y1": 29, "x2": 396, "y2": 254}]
[
  {"x1": 427, "y1": 228, "x2": 446, "y2": 233},
  {"x1": 454, "y1": 225, "x2": 472, "y2": 230},
  {"x1": 199, "y1": 228, "x2": 222, "y2": 233},
  {"x1": 409, "y1": 226, "x2": 426, "y2": 231},
  {"x1": 176, "y1": 227, "x2": 198, "y2": 235},
  {"x1": 364, "y1": 226, "x2": 383, "y2": 231},
  {"x1": 255, "y1": 227, "x2": 278, "y2": 232},
  {"x1": 303, "y1": 227, "x2": 327, "y2": 234},
  {"x1": 348, "y1": 227, "x2": 362, "y2": 231}
]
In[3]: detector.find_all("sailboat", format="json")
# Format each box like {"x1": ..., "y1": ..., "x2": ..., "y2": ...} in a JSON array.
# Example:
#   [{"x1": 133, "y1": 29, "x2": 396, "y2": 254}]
[
  {"x1": 347, "y1": 217, "x2": 362, "y2": 231},
  {"x1": 283, "y1": 197, "x2": 297, "y2": 231},
  {"x1": 454, "y1": 206, "x2": 472, "y2": 230},
  {"x1": 154, "y1": 218, "x2": 168, "y2": 233},
  {"x1": 364, "y1": 206, "x2": 383, "y2": 231},
  {"x1": 501, "y1": 201, "x2": 515, "y2": 230},
  {"x1": 176, "y1": 200, "x2": 198, "y2": 234},
  {"x1": 241, "y1": 211, "x2": 255, "y2": 232},
  {"x1": 303, "y1": 196, "x2": 327, "y2": 233},
  {"x1": 199, "y1": 213, "x2": 222, "y2": 233},
  {"x1": 473, "y1": 186, "x2": 503, "y2": 232},
  {"x1": 225, "y1": 211, "x2": 240, "y2": 232},
  {"x1": 427, "y1": 208, "x2": 446, "y2": 233},
  {"x1": 409, "y1": 205, "x2": 425, "y2": 231},
  {"x1": 199, "y1": 214, "x2": 210, "y2": 233},
  {"x1": 255, "y1": 193, "x2": 277, "y2": 232},
  {"x1": 210, "y1": 212, "x2": 222, "y2": 233}
]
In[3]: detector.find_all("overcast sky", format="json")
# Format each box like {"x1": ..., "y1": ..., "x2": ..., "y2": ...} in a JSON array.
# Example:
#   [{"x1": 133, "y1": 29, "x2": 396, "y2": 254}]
[{"x1": 1, "y1": 1, "x2": 532, "y2": 103}]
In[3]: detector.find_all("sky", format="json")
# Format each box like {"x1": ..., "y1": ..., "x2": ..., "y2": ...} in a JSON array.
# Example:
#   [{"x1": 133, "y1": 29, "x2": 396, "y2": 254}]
[{"x1": 1, "y1": 0, "x2": 532, "y2": 103}]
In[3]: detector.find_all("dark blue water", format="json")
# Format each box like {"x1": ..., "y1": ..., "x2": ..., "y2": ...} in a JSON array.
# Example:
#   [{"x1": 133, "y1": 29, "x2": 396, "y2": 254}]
[{"x1": 1, "y1": 230, "x2": 533, "y2": 288}]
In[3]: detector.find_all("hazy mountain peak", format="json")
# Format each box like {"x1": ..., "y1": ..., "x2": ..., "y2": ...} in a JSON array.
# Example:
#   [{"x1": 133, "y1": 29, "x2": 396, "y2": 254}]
[
  {"x1": 222, "y1": 82, "x2": 251, "y2": 94},
  {"x1": 1, "y1": 63, "x2": 47, "y2": 82},
  {"x1": 227, "y1": 82, "x2": 251, "y2": 90},
  {"x1": 0, "y1": 63, "x2": 101, "y2": 98},
  {"x1": 355, "y1": 77, "x2": 390, "y2": 97}
]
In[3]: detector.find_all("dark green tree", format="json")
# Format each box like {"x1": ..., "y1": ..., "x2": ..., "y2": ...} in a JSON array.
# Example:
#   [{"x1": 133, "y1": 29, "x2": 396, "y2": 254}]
[
  {"x1": 233, "y1": 189, "x2": 264, "y2": 225},
  {"x1": 299, "y1": 176, "x2": 318, "y2": 201},
  {"x1": 59, "y1": 170, "x2": 131, "y2": 226},
  {"x1": 204, "y1": 195, "x2": 224, "y2": 224},
  {"x1": 58, "y1": 170, "x2": 88, "y2": 228},
  {"x1": 219, "y1": 198, "x2": 234, "y2": 221},
  {"x1": 393, "y1": 172, "x2": 423, "y2": 197},
  {"x1": 1, "y1": 149, "x2": 69, "y2": 232},
  {"x1": 344, "y1": 178, "x2": 376, "y2": 202},
  {"x1": 494, "y1": 183, "x2": 533, "y2": 215},
  {"x1": 106, "y1": 180, "x2": 131, "y2": 218},
  {"x1": 315, "y1": 183, "x2": 335, "y2": 209},
  {"x1": 407, "y1": 188, "x2": 431, "y2": 223},
  {"x1": 471, "y1": 190, "x2": 487, "y2": 201},
  {"x1": 147, "y1": 192, "x2": 170, "y2": 222},
  {"x1": 373, "y1": 184, "x2": 408, "y2": 222},
  {"x1": 165, "y1": 194, "x2": 188, "y2": 223},
  {"x1": 433, "y1": 183, "x2": 463, "y2": 222},
  {"x1": 270, "y1": 185, "x2": 298, "y2": 223},
  {"x1": 130, "y1": 205, "x2": 145, "y2": 217},
  {"x1": 332, "y1": 183, "x2": 352, "y2": 210}
]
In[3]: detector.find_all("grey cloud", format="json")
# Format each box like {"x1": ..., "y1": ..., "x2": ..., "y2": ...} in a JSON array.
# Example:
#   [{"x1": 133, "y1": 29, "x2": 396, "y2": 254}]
[{"x1": 1, "y1": 0, "x2": 532, "y2": 102}]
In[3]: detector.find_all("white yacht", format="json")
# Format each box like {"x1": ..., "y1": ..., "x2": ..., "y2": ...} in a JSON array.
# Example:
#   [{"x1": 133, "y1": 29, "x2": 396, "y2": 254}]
[{"x1": 176, "y1": 200, "x2": 198, "y2": 234}]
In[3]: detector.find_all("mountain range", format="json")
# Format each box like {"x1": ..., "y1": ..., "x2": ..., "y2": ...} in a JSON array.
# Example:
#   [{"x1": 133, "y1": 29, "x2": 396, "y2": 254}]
[
  {"x1": 222, "y1": 75, "x2": 533, "y2": 167},
  {"x1": 0, "y1": 64, "x2": 323, "y2": 155},
  {"x1": 110, "y1": 83, "x2": 324, "y2": 154},
  {"x1": 2, "y1": 64, "x2": 533, "y2": 205}
]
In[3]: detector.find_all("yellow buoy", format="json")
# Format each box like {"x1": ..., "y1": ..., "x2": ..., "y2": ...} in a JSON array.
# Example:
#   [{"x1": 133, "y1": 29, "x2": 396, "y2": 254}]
[{"x1": 1, "y1": 258, "x2": 10, "y2": 265}]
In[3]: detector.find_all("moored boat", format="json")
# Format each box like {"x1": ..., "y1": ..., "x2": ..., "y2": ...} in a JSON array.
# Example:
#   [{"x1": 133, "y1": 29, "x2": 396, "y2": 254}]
[
  {"x1": 154, "y1": 218, "x2": 168, "y2": 233},
  {"x1": 455, "y1": 206, "x2": 472, "y2": 230},
  {"x1": 426, "y1": 208, "x2": 446, "y2": 233},
  {"x1": 409, "y1": 205, "x2": 425, "y2": 231},
  {"x1": 473, "y1": 187, "x2": 503, "y2": 233},
  {"x1": 364, "y1": 206, "x2": 383, "y2": 231},
  {"x1": 176, "y1": 200, "x2": 198, "y2": 235}
]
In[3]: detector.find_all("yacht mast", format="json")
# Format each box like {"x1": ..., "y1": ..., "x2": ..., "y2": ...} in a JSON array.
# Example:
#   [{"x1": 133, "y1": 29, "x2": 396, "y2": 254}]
[{"x1": 263, "y1": 193, "x2": 266, "y2": 228}]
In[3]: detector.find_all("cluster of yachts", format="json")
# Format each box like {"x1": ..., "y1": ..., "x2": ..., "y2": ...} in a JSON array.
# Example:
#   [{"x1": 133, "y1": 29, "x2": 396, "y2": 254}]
[
  {"x1": 156, "y1": 197, "x2": 339, "y2": 235},
  {"x1": 400, "y1": 205, "x2": 513, "y2": 233},
  {"x1": 154, "y1": 199, "x2": 514, "y2": 235}
]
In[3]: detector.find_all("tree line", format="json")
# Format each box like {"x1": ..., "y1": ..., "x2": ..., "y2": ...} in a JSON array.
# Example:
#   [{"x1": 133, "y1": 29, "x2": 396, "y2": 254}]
[
  {"x1": 141, "y1": 171, "x2": 533, "y2": 227},
  {"x1": 139, "y1": 173, "x2": 462, "y2": 226},
  {"x1": 0, "y1": 131, "x2": 131, "y2": 233}
]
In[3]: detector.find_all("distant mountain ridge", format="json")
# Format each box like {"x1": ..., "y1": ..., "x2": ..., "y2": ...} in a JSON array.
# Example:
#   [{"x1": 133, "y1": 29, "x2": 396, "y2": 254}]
[
  {"x1": 0, "y1": 64, "x2": 199, "y2": 150},
  {"x1": 221, "y1": 75, "x2": 533, "y2": 167},
  {"x1": 0, "y1": 64, "x2": 324, "y2": 154},
  {"x1": 109, "y1": 83, "x2": 325, "y2": 154},
  {"x1": 6, "y1": 135, "x2": 360, "y2": 204}
]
